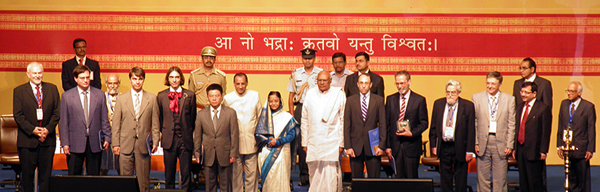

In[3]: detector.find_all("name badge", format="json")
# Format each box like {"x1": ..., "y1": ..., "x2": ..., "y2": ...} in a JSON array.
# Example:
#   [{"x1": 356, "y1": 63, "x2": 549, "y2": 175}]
[
  {"x1": 444, "y1": 126, "x2": 454, "y2": 141},
  {"x1": 489, "y1": 121, "x2": 497, "y2": 133},
  {"x1": 36, "y1": 108, "x2": 43, "y2": 120},
  {"x1": 90, "y1": 71, "x2": 94, "y2": 81},
  {"x1": 563, "y1": 130, "x2": 574, "y2": 142}
]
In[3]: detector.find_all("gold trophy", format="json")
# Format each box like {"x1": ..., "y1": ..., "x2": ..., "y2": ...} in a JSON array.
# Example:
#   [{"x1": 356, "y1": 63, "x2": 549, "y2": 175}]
[
  {"x1": 397, "y1": 120, "x2": 410, "y2": 133},
  {"x1": 557, "y1": 125, "x2": 577, "y2": 192}
]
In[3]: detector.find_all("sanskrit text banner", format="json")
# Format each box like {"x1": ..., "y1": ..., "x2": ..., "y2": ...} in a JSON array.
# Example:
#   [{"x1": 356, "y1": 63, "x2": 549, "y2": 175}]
[{"x1": 1, "y1": 11, "x2": 599, "y2": 75}]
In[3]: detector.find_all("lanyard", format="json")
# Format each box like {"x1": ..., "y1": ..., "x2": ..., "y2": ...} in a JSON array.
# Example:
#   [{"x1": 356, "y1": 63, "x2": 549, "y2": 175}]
[
  {"x1": 447, "y1": 104, "x2": 456, "y2": 122},
  {"x1": 488, "y1": 96, "x2": 499, "y2": 119},
  {"x1": 35, "y1": 90, "x2": 42, "y2": 109}
]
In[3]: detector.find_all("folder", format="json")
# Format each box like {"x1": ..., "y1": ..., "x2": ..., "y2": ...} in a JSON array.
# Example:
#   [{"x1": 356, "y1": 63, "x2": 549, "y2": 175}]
[{"x1": 368, "y1": 127, "x2": 379, "y2": 156}]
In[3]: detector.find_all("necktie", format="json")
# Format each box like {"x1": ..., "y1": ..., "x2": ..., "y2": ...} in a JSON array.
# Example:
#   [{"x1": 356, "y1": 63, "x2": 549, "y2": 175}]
[
  {"x1": 134, "y1": 93, "x2": 141, "y2": 117},
  {"x1": 83, "y1": 91, "x2": 89, "y2": 136},
  {"x1": 518, "y1": 104, "x2": 530, "y2": 144},
  {"x1": 446, "y1": 105, "x2": 454, "y2": 127},
  {"x1": 361, "y1": 95, "x2": 367, "y2": 121},
  {"x1": 79, "y1": 58, "x2": 83, "y2": 65},
  {"x1": 490, "y1": 96, "x2": 496, "y2": 120},
  {"x1": 35, "y1": 86, "x2": 42, "y2": 107},
  {"x1": 168, "y1": 92, "x2": 182, "y2": 113},
  {"x1": 212, "y1": 109, "x2": 219, "y2": 131},
  {"x1": 570, "y1": 103, "x2": 575, "y2": 117},
  {"x1": 398, "y1": 96, "x2": 406, "y2": 121}
]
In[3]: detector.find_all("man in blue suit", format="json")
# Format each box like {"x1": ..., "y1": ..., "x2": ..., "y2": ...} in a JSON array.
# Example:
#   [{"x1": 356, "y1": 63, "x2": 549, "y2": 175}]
[{"x1": 60, "y1": 65, "x2": 111, "y2": 175}]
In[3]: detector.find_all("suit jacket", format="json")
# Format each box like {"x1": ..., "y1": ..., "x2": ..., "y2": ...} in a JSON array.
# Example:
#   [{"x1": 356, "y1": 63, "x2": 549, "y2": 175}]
[
  {"x1": 13, "y1": 82, "x2": 60, "y2": 148},
  {"x1": 557, "y1": 99, "x2": 596, "y2": 158},
  {"x1": 429, "y1": 97, "x2": 476, "y2": 162},
  {"x1": 61, "y1": 57, "x2": 102, "y2": 91},
  {"x1": 515, "y1": 100, "x2": 552, "y2": 161},
  {"x1": 343, "y1": 71, "x2": 385, "y2": 98},
  {"x1": 385, "y1": 91, "x2": 428, "y2": 158},
  {"x1": 59, "y1": 87, "x2": 111, "y2": 153},
  {"x1": 157, "y1": 88, "x2": 197, "y2": 151},
  {"x1": 472, "y1": 91, "x2": 516, "y2": 156},
  {"x1": 513, "y1": 75, "x2": 552, "y2": 109},
  {"x1": 194, "y1": 105, "x2": 239, "y2": 167},
  {"x1": 111, "y1": 90, "x2": 161, "y2": 155},
  {"x1": 344, "y1": 93, "x2": 387, "y2": 157}
]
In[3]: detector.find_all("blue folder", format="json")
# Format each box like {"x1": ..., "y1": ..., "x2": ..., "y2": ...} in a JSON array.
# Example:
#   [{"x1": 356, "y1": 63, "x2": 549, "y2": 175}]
[{"x1": 368, "y1": 127, "x2": 379, "y2": 156}]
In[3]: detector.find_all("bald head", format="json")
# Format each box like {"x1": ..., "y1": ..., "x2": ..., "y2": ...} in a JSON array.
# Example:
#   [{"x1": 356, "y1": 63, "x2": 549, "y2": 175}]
[
  {"x1": 317, "y1": 71, "x2": 332, "y2": 92},
  {"x1": 105, "y1": 73, "x2": 121, "y2": 95}
]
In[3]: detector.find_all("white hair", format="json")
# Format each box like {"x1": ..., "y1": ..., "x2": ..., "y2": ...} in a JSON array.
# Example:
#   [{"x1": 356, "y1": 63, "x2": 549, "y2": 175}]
[
  {"x1": 446, "y1": 79, "x2": 462, "y2": 93},
  {"x1": 570, "y1": 81, "x2": 583, "y2": 93},
  {"x1": 26, "y1": 62, "x2": 43, "y2": 72}
]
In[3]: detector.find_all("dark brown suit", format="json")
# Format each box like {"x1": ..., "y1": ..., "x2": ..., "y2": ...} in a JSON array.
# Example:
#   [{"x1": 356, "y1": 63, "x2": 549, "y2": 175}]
[
  {"x1": 557, "y1": 98, "x2": 595, "y2": 192},
  {"x1": 194, "y1": 105, "x2": 239, "y2": 192},
  {"x1": 513, "y1": 76, "x2": 553, "y2": 109},
  {"x1": 344, "y1": 93, "x2": 386, "y2": 178},
  {"x1": 157, "y1": 89, "x2": 196, "y2": 191},
  {"x1": 515, "y1": 100, "x2": 551, "y2": 192},
  {"x1": 343, "y1": 71, "x2": 385, "y2": 98},
  {"x1": 13, "y1": 82, "x2": 60, "y2": 192},
  {"x1": 429, "y1": 97, "x2": 475, "y2": 192}
]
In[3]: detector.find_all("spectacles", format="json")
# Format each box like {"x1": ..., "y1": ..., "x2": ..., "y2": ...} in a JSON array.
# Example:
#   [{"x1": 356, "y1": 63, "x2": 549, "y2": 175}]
[
  {"x1": 565, "y1": 90, "x2": 578, "y2": 94},
  {"x1": 518, "y1": 67, "x2": 530, "y2": 71},
  {"x1": 446, "y1": 91, "x2": 458, "y2": 96},
  {"x1": 520, "y1": 91, "x2": 533, "y2": 94}
]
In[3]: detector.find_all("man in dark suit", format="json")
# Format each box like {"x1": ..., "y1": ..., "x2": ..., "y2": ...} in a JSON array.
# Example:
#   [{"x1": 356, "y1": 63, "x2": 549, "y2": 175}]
[
  {"x1": 557, "y1": 81, "x2": 595, "y2": 192},
  {"x1": 13, "y1": 62, "x2": 60, "y2": 192},
  {"x1": 513, "y1": 57, "x2": 552, "y2": 109},
  {"x1": 158, "y1": 66, "x2": 197, "y2": 191},
  {"x1": 385, "y1": 70, "x2": 428, "y2": 178},
  {"x1": 60, "y1": 65, "x2": 111, "y2": 175},
  {"x1": 194, "y1": 84, "x2": 239, "y2": 192},
  {"x1": 430, "y1": 79, "x2": 475, "y2": 192},
  {"x1": 344, "y1": 73, "x2": 386, "y2": 178},
  {"x1": 61, "y1": 38, "x2": 102, "y2": 91},
  {"x1": 513, "y1": 82, "x2": 551, "y2": 192},
  {"x1": 343, "y1": 52, "x2": 384, "y2": 98}
]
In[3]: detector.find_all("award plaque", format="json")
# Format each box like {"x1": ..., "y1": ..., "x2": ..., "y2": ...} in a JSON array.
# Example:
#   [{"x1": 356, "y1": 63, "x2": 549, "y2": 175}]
[{"x1": 397, "y1": 120, "x2": 410, "y2": 133}]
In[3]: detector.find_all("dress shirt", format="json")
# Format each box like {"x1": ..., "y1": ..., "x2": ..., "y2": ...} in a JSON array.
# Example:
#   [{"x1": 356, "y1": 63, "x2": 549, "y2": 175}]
[
  {"x1": 77, "y1": 86, "x2": 91, "y2": 111},
  {"x1": 330, "y1": 68, "x2": 353, "y2": 88},
  {"x1": 442, "y1": 101, "x2": 459, "y2": 141},
  {"x1": 524, "y1": 73, "x2": 537, "y2": 82},
  {"x1": 210, "y1": 105, "x2": 222, "y2": 119},
  {"x1": 30, "y1": 81, "x2": 42, "y2": 100}
]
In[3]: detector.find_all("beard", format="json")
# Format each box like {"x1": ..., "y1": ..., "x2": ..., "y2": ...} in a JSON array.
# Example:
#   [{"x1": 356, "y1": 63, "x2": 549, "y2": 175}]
[
  {"x1": 446, "y1": 98, "x2": 456, "y2": 105},
  {"x1": 107, "y1": 88, "x2": 119, "y2": 95}
]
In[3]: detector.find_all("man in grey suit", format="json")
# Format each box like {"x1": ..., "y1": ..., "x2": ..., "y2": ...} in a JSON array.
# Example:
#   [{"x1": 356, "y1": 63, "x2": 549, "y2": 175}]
[
  {"x1": 60, "y1": 65, "x2": 111, "y2": 175},
  {"x1": 472, "y1": 71, "x2": 515, "y2": 192},
  {"x1": 557, "y1": 81, "x2": 595, "y2": 192},
  {"x1": 344, "y1": 73, "x2": 386, "y2": 178},
  {"x1": 112, "y1": 66, "x2": 161, "y2": 192},
  {"x1": 194, "y1": 84, "x2": 239, "y2": 192}
]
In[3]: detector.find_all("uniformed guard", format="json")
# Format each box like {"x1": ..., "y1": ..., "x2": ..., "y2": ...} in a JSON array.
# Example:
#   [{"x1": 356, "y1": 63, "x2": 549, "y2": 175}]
[
  {"x1": 189, "y1": 46, "x2": 227, "y2": 110},
  {"x1": 287, "y1": 48, "x2": 322, "y2": 186}
]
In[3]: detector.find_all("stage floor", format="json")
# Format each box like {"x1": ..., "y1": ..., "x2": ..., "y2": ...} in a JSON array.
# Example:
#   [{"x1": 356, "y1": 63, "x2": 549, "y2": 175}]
[{"x1": 0, "y1": 165, "x2": 596, "y2": 192}]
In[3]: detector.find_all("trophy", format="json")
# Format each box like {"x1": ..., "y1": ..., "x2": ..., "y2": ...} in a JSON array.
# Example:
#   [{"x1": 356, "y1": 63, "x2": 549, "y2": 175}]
[
  {"x1": 557, "y1": 125, "x2": 577, "y2": 192},
  {"x1": 397, "y1": 120, "x2": 410, "y2": 133}
]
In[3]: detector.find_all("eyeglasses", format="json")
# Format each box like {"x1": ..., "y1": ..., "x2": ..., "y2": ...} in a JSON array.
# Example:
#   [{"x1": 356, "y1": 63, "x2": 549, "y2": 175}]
[
  {"x1": 446, "y1": 91, "x2": 458, "y2": 96},
  {"x1": 565, "y1": 90, "x2": 578, "y2": 94},
  {"x1": 520, "y1": 91, "x2": 533, "y2": 94},
  {"x1": 518, "y1": 67, "x2": 530, "y2": 71}
]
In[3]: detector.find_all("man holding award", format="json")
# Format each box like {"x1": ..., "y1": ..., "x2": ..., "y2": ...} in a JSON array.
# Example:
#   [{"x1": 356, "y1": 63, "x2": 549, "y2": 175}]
[
  {"x1": 344, "y1": 73, "x2": 386, "y2": 178},
  {"x1": 385, "y1": 71, "x2": 428, "y2": 178}
]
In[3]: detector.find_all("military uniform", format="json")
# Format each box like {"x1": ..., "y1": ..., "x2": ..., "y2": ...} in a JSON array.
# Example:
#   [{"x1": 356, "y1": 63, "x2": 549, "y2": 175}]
[
  {"x1": 189, "y1": 67, "x2": 226, "y2": 107},
  {"x1": 188, "y1": 46, "x2": 227, "y2": 108}
]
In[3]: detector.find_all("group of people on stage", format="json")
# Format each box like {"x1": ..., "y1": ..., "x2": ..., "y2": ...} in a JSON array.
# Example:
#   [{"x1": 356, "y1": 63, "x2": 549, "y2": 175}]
[{"x1": 12, "y1": 38, "x2": 595, "y2": 192}]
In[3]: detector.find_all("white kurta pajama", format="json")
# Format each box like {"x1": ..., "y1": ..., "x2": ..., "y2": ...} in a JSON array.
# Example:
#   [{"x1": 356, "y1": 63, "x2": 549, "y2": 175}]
[
  {"x1": 301, "y1": 87, "x2": 346, "y2": 192},
  {"x1": 223, "y1": 90, "x2": 262, "y2": 192}
]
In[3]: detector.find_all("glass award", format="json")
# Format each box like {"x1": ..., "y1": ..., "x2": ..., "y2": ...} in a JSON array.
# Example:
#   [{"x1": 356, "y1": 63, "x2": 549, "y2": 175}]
[{"x1": 397, "y1": 120, "x2": 410, "y2": 133}]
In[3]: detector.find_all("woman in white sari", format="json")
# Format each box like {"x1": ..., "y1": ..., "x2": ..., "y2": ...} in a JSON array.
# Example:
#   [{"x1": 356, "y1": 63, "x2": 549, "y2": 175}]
[{"x1": 255, "y1": 91, "x2": 298, "y2": 192}]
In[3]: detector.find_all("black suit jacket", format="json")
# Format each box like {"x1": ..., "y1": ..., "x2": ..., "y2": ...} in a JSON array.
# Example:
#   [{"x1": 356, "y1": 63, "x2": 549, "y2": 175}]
[
  {"x1": 513, "y1": 75, "x2": 553, "y2": 109},
  {"x1": 344, "y1": 71, "x2": 385, "y2": 98},
  {"x1": 429, "y1": 97, "x2": 476, "y2": 162},
  {"x1": 157, "y1": 88, "x2": 197, "y2": 151},
  {"x1": 13, "y1": 82, "x2": 60, "y2": 148},
  {"x1": 557, "y1": 99, "x2": 596, "y2": 158},
  {"x1": 344, "y1": 93, "x2": 387, "y2": 157},
  {"x1": 61, "y1": 57, "x2": 102, "y2": 91},
  {"x1": 386, "y1": 91, "x2": 428, "y2": 158},
  {"x1": 515, "y1": 100, "x2": 552, "y2": 161}
]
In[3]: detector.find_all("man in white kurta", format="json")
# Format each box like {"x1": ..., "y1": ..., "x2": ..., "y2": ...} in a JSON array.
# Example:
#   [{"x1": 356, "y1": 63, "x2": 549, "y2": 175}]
[
  {"x1": 301, "y1": 71, "x2": 345, "y2": 192},
  {"x1": 223, "y1": 73, "x2": 261, "y2": 192}
]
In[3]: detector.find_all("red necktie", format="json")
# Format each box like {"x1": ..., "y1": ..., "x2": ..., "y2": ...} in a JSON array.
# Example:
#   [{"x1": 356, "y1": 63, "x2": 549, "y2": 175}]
[
  {"x1": 79, "y1": 58, "x2": 83, "y2": 65},
  {"x1": 168, "y1": 92, "x2": 182, "y2": 113},
  {"x1": 518, "y1": 104, "x2": 530, "y2": 144},
  {"x1": 36, "y1": 86, "x2": 42, "y2": 126},
  {"x1": 398, "y1": 96, "x2": 406, "y2": 121}
]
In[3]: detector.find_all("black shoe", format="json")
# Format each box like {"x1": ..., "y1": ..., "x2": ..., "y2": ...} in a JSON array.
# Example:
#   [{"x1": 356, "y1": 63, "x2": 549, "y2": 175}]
[{"x1": 298, "y1": 180, "x2": 309, "y2": 186}]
